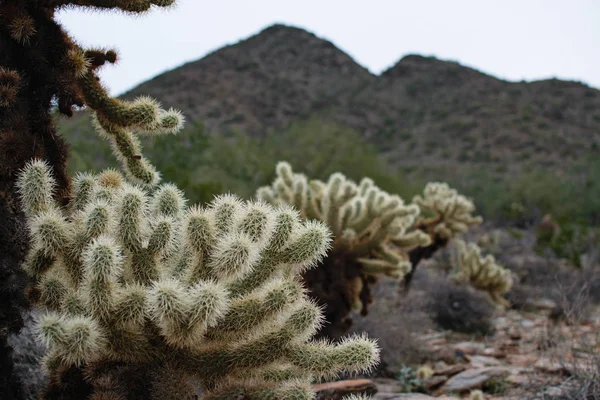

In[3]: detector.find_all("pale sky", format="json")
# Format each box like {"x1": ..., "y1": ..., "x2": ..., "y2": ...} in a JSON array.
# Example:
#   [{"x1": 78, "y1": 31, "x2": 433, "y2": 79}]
[{"x1": 57, "y1": 0, "x2": 600, "y2": 96}]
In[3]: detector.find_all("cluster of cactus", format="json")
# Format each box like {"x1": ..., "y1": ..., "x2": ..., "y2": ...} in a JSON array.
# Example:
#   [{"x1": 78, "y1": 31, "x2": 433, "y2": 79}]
[
  {"x1": 402, "y1": 182, "x2": 484, "y2": 288},
  {"x1": 257, "y1": 162, "x2": 433, "y2": 278},
  {"x1": 412, "y1": 182, "x2": 483, "y2": 240},
  {"x1": 0, "y1": 2, "x2": 179, "y2": 396},
  {"x1": 256, "y1": 162, "x2": 482, "y2": 337},
  {"x1": 18, "y1": 159, "x2": 379, "y2": 399},
  {"x1": 451, "y1": 239, "x2": 513, "y2": 307},
  {"x1": 256, "y1": 162, "x2": 431, "y2": 336}
]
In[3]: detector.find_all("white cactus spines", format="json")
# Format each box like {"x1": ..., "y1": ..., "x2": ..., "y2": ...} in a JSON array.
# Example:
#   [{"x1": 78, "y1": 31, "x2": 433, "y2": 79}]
[
  {"x1": 412, "y1": 182, "x2": 483, "y2": 240},
  {"x1": 451, "y1": 239, "x2": 513, "y2": 306},
  {"x1": 342, "y1": 395, "x2": 374, "y2": 400},
  {"x1": 88, "y1": 91, "x2": 185, "y2": 189},
  {"x1": 256, "y1": 161, "x2": 431, "y2": 281},
  {"x1": 18, "y1": 162, "x2": 379, "y2": 399}
]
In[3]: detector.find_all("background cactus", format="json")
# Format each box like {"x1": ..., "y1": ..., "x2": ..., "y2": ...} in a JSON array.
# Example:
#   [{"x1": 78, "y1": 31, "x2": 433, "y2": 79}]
[
  {"x1": 0, "y1": 1, "x2": 178, "y2": 396},
  {"x1": 256, "y1": 162, "x2": 482, "y2": 338},
  {"x1": 403, "y1": 182, "x2": 484, "y2": 290},
  {"x1": 18, "y1": 160, "x2": 379, "y2": 399},
  {"x1": 450, "y1": 239, "x2": 513, "y2": 307}
]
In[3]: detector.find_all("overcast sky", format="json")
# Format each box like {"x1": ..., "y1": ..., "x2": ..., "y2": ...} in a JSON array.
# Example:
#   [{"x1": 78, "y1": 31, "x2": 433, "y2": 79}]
[{"x1": 57, "y1": 0, "x2": 599, "y2": 96}]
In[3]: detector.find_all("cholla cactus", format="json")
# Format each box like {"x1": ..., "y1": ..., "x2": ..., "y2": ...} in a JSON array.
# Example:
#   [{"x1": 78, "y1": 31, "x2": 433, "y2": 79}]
[
  {"x1": 412, "y1": 182, "x2": 482, "y2": 240},
  {"x1": 403, "y1": 182, "x2": 483, "y2": 290},
  {"x1": 0, "y1": 2, "x2": 179, "y2": 395},
  {"x1": 257, "y1": 162, "x2": 432, "y2": 337},
  {"x1": 451, "y1": 239, "x2": 512, "y2": 307},
  {"x1": 257, "y1": 162, "x2": 431, "y2": 278},
  {"x1": 18, "y1": 161, "x2": 379, "y2": 399}
]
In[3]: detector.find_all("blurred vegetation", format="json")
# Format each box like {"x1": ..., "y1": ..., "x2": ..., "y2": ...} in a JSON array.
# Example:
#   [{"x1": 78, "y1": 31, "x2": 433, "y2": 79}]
[
  {"x1": 60, "y1": 113, "x2": 600, "y2": 230},
  {"x1": 62, "y1": 115, "x2": 423, "y2": 205},
  {"x1": 419, "y1": 156, "x2": 600, "y2": 227},
  {"x1": 535, "y1": 222, "x2": 596, "y2": 268}
]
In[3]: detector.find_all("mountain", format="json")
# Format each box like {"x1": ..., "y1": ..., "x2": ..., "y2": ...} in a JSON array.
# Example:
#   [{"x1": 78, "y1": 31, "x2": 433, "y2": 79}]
[
  {"x1": 62, "y1": 23, "x2": 600, "y2": 175},
  {"x1": 123, "y1": 24, "x2": 374, "y2": 136}
]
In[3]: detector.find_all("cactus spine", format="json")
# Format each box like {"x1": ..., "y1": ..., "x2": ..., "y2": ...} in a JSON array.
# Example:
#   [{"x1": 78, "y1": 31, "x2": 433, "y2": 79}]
[{"x1": 19, "y1": 161, "x2": 380, "y2": 399}]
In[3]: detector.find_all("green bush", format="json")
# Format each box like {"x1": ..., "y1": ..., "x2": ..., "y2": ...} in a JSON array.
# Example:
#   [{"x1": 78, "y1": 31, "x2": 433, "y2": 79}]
[{"x1": 62, "y1": 116, "x2": 423, "y2": 205}]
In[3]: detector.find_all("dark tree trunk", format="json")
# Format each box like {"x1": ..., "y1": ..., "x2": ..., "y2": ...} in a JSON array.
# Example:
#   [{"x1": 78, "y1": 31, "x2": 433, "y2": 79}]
[
  {"x1": 1, "y1": 11, "x2": 72, "y2": 396},
  {"x1": 302, "y1": 252, "x2": 377, "y2": 340},
  {"x1": 403, "y1": 235, "x2": 448, "y2": 291}
]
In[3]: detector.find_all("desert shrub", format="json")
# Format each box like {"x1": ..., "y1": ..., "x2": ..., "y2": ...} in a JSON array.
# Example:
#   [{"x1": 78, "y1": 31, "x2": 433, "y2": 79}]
[
  {"x1": 504, "y1": 251, "x2": 600, "y2": 321},
  {"x1": 429, "y1": 278, "x2": 495, "y2": 335},
  {"x1": 394, "y1": 365, "x2": 427, "y2": 393},
  {"x1": 535, "y1": 221, "x2": 597, "y2": 268},
  {"x1": 351, "y1": 277, "x2": 433, "y2": 374}
]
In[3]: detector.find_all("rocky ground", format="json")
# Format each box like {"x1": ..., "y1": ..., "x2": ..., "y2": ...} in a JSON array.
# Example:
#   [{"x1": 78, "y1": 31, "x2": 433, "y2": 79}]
[
  {"x1": 314, "y1": 224, "x2": 600, "y2": 400},
  {"x1": 316, "y1": 300, "x2": 600, "y2": 399}
]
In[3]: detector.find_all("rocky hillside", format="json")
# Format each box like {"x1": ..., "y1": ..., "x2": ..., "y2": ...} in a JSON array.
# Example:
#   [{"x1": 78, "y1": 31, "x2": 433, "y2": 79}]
[{"x1": 61, "y1": 23, "x2": 600, "y2": 175}]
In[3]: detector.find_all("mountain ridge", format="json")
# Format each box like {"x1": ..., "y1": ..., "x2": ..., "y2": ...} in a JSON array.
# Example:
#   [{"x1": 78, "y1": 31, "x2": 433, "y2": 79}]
[{"x1": 63, "y1": 23, "x2": 600, "y2": 175}]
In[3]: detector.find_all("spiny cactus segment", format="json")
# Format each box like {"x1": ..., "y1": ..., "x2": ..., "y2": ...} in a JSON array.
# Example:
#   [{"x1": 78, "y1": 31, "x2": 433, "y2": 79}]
[
  {"x1": 451, "y1": 239, "x2": 513, "y2": 307},
  {"x1": 18, "y1": 160, "x2": 380, "y2": 399},
  {"x1": 343, "y1": 395, "x2": 373, "y2": 400}
]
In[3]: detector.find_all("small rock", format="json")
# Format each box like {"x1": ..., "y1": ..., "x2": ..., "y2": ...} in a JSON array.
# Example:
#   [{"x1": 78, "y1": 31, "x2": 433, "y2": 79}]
[
  {"x1": 372, "y1": 378, "x2": 407, "y2": 394},
  {"x1": 438, "y1": 348, "x2": 461, "y2": 364},
  {"x1": 505, "y1": 374, "x2": 529, "y2": 385},
  {"x1": 314, "y1": 379, "x2": 377, "y2": 399},
  {"x1": 467, "y1": 355, "x2": 502, "y2": 367},
  {"x1": 442, "y1": 367, "x2": 510, "y2": 392},
  {"x1": 494, "y1": 317, "x2": 509, "y2": 329},
  {"x1": 534, "y1": 358, "x2": 570, "y2": 374},
  {"x1": 421, "y1": 332, "x2": 446, "y2": 340},
  {"x1": 520, "y1": 319, "x2": 535, "y2": 328},
  {"x1": 434, "y1": 364, "x2": 467, "y2": 377},
  {"x1": 453, "y1": 341, "x2": 485, "y2": 355},
  {"x1": 434, "y1": 361, "x2": 448, "y2": 370},
  {"x1": 509, "y1": 330, "x2": 522, "y2": 340},
  {"x1": 374, "y1": 394, "x2": 438, "y2": 400},
  {"x1": 427, "y1": 338, "x2": 447, "y2": 346},
  {"x1": 424, "y1": 375, "x2": 447, "y2": 390},
  {"x1": 507, "y1": 354, "x2": 537, "y2": 367},
  {"x1": 524, "y1": 298, "x2": 557, "y2": 310},
  {"x1": 482, "y1": 348, "x2": 506, "y2": 358}
]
